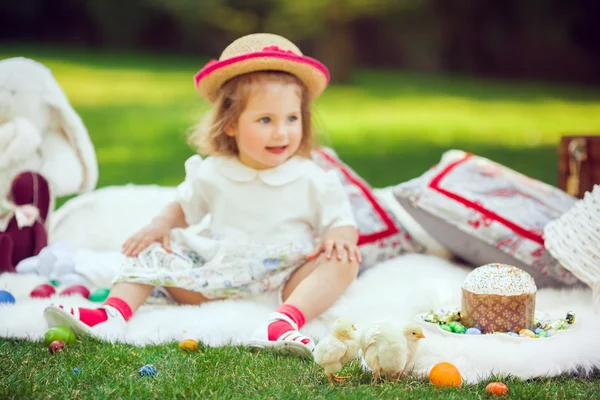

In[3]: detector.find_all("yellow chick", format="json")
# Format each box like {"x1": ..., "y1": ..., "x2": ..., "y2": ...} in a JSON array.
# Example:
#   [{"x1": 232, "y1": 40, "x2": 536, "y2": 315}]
[
  {"x1": 313, "y1": 318, "x2": 359, "y2": 386},
  {"x1": 360, "y1": 322, "x2": 425, "y2": 382}
]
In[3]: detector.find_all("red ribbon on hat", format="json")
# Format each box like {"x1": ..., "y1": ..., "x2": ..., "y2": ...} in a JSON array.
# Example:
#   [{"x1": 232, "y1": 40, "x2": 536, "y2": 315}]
[{"x1": 262, "y1": 45, "x2": 297, "y2": 55}]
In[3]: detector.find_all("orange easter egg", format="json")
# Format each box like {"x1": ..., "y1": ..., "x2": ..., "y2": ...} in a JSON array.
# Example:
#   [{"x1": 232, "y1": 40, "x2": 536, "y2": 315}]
[
  {"x1": 178, "y1": 339, "x2": 199, "y2": 352},
  {"x1": 429, "y1": 362, "x2": 462, "y2": 387},
  {"x1": 486, "y1": 382, "x2": 509, "y2": 396}
]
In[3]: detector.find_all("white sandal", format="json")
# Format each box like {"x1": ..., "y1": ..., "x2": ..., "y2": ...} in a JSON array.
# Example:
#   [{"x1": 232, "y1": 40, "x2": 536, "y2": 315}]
[
  {"x1": 43, "y1": 304, "x2": 127, "y2": 341},
  {"x1": 247, "y1": 312, "x2": 315, "y2": 359}
]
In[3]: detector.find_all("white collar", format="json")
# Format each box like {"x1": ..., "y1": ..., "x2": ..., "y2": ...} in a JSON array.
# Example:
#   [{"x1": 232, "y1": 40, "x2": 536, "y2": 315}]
[{"x1": 215, "y1": 155, "x2": 311, "y2": 186}]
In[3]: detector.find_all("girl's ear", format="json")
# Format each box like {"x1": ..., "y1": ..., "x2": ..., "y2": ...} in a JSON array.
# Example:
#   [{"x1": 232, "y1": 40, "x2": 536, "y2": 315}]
[{"x1": 224, "y1": 124, "x2": 236, "y2": 137}]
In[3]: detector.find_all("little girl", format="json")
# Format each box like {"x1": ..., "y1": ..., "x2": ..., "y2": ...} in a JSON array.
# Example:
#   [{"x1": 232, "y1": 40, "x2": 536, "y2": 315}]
[{"x1": 44, "y1": 33, "x2": 361, "y2": 358}]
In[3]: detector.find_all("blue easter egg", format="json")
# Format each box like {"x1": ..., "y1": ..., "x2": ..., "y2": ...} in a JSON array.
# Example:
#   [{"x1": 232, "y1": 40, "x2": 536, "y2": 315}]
[
  {"x1": 72, "y1": 368, "x2": 81, "y2": 374},
  {"x1": 0, "y1": 290, "x2": 15, "y2": 304},
  {"x1": 465, "y1": 327, "x2": 482, "y2": 335},
  {"x1": 138, "y1": 365, "x2": 156, "y2": 377},
  {"x1": 533, "y1": 328, "x2": 543, "y2": 334},
  {"x1": 507, "y1": 332, "x2": 519, "y2": 337}
]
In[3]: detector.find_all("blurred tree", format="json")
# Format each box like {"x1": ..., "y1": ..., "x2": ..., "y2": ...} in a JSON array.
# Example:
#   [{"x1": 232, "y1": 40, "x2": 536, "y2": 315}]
[
  {"x1": 149, "y1": 0, "x2": 274, "y2": 54},
  {"x1": 1, "y1": 0, "x2": 598, "y2": 83},
  {"x1": 264, "y1": 0, "x2": 425, "y2": 82}
]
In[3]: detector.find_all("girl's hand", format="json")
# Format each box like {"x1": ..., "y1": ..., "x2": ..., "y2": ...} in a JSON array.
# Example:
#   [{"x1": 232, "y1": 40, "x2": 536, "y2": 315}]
[
  {"x1": 306, "y1": 226, "x2": 362, "y2": 263},
  {"x1": 121, "y1": 217, "x2": 173, "y2": 257}
]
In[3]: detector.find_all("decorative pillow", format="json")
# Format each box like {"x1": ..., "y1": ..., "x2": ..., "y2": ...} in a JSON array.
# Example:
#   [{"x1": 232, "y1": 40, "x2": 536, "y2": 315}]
[
  {"x1": 393, "y1": 149, "x2": 581, "y2": 287},
  {"x1": 312, "y1": 148, "x2": 425, "y2": 271}
]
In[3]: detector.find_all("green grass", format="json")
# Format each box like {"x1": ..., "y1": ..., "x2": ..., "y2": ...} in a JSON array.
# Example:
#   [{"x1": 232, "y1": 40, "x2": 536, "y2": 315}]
[
  {"x1": 1, "y1": 44, "x2": 600, "y2": 398},
  {"x1": 2, "y1": 339, "x2": 599, "y2": 399}
]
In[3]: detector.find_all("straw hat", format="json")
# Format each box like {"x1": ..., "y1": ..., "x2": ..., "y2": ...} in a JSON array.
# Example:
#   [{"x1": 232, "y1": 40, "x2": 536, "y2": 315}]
[
  {"x1": 544, "y1": 185, "x2": 600, "y2": 312},
  {"x1": 194, "y1": 33, "x2": 329, "y2": 103}
]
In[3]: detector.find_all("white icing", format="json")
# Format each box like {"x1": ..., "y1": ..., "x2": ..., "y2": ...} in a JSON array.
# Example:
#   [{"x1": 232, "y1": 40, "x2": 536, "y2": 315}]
[{"x1": 462, "y1": 263, "x2": 537, "y2": 295}]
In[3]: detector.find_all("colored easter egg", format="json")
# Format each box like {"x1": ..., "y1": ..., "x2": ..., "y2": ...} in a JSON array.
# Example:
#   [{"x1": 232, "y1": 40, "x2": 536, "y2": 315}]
[
  {"x1": 49, "y1": 280, "x2": 60, "y2": 287},
  {"x1": 0, "y1": 290, "x2": 15, "y2": 304},
  {"x1": 507, "y1": 332, "x2": 519, "y2": 337},
  {"x1": 536, "y1": 330, "x2": 547, "y2": 338},
  {"x1": 30, "y1": 284, "x2": 56, "y2": 299},
  {"x1": 440, "y1": 324, "x2": 452, "y2": 332},
  {"x1": 48, "y1": 340, "x2": 65, "y2": 354},
  {"x1": 486, "y1": 382, "x2": 509, "y2": 396},
  {"x1": 429, "y1": 362, "x2": 462, "y2": 387},
  {"x1": 138, "y1": 365, "x2": 156, "y2": 377},
  {"x1": 89, "y1": 288, "x2": 110, "y2": 302},
  {"x1": 178, "y1": 339, "x2": 199, "y2": 352},
  {"x1": 44, "y1": 326, "x2": 76, "y2": 345},
  {"x1": 60, "y1": 285, "x2": 91, "y2": 299},
  {"x1": 533, "y1": 328, "x2": 544, "y2": 335},
  {"x1": 448, "y1": 322, "x2": 466, "y2": 334},
  {"x1": 465, "y1": 327, "x2": 482, "y2": 335},
  {"x1": 519, "y1": 329, "x2": 536, "y2": 338}
]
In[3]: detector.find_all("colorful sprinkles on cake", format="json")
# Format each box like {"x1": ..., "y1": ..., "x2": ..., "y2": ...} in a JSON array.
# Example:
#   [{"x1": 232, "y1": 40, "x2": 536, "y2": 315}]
[{"x1": 462, "y1": 263, "x2": 537, "y2": 295}]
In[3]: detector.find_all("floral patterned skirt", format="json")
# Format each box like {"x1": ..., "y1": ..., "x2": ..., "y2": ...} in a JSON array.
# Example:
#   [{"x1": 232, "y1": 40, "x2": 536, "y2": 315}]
[{"x1": 113, "y1": 229, "x2": 312, "y2": 299}]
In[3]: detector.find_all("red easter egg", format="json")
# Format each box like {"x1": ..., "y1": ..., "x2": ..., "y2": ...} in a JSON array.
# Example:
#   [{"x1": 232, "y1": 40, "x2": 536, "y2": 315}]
[
  {"x1": 60, "y1": 285, "x2": 91, "y2": 299},
  {"x1": 49, "y1": 340, "x2": 65, "y2": 354},
  {"x1": 486, "y1": 382, "x2": 509, "y2": 396},
  {"x1": 30, "y1": 284, "x2": 56, "y2": 298}
]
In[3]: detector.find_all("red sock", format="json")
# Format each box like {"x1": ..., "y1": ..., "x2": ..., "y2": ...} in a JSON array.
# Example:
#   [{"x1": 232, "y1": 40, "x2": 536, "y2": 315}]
[
  {"x1": 268, "y1": 304, "x2": 309, "y2": 345},
  {"x1": 104, "y1": 297, "x2": 133, "y2": 321},
  {"x1": 58, "y1": 297, "x2": 132, "y2": 327}
]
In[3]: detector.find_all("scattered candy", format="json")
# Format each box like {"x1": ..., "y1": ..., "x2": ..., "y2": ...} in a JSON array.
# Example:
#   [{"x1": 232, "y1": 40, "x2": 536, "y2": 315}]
[
  {"x1": 429, "y1": 362, "x2": 462, "y2": 387},
  {"x1": 448, "y1": 321, "x2": 466, "y2": 334},
  {"x1": 138, "y1": 365, "x2": 156, "y2": 377},
  {"x1": 0, "y1": 290, "x2": 15, "y2": 304},
  {"x1": 424, "y1": 308, "x2": 576, "y2": 339},
  {"x1": 89, "y1": 288, "x2": 110, "y2": 302},
  {"x1": 48, "y1": 340, "x2": 65, "y2": 354},
  {"x1": 60, "y1": 285, "x2": 91, "y2": 299},
  {"x1": 72, "y1": 368, "x2": 81, "y2": 374},
  {"x1": 44, "y1": 326, "x2": 76, "y2": 345},
  {"x1": 519, "y1": 329, "x2": 536, "y2": 338},
  {"x1": 30, "y1": 284, "x2": 56, "y2": 299},
  {"x1": 178, "y1": 339, "x2": 199, "y2": 352},
  {"x1": 486, "y1": 382, "x2": 509, "y2": 396},
  {"x1": 424, "y1": 310, "x2": 461, "y2": 325},
  {"x1": 49, "y1": 280, "x2": 60, "y2": 287}
]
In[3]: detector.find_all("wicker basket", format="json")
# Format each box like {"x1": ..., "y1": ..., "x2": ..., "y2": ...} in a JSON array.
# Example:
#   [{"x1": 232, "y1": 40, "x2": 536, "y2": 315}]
[{"x1": 544, "y1": 185, "x2": 600, "y2": 313}]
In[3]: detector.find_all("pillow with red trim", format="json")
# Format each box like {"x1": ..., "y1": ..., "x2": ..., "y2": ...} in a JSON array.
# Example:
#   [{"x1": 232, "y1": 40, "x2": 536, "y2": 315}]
[
  {"x1": 393, "y1": 149, "x2": 581, "y2": 287},
  {"x1": 311, "y1": 148, "x2": 425, "y2": 271}
]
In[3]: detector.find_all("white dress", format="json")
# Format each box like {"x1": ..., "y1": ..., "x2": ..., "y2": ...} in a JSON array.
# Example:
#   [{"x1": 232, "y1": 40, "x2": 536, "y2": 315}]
[{"x1": 114, "y1": 155, "x2": 356, "y2": 299}]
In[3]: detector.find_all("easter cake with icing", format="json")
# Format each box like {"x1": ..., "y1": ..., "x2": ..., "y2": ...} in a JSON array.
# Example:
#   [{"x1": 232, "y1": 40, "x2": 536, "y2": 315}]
[{"x1": 460, "y1": 263, "x2": 536, "y2": 334}]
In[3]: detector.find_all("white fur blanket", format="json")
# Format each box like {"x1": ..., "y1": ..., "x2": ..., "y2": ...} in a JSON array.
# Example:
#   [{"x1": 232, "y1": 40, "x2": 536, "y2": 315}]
[{"x1": 1, "y1": 253, "x2": 599, "y2": 384}]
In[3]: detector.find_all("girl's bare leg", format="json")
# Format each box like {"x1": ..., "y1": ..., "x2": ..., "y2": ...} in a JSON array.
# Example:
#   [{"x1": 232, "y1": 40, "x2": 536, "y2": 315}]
[
  {"x1": 165, "y1": 287, "x2": 213, "y2": 305},
  {"x1": 107, "y1": 282, "x2": 153, "y2": 313},
  {"x1": 281, "y1": 254, "x2": 358, "y2": 322},
  {"x1": 107, "y1": 284, "x2": 213, "y2": 314}
]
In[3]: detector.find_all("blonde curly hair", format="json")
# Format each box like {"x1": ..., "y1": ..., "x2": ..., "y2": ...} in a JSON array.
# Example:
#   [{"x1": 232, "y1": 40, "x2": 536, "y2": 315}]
[{"x1": 188, "y1": 71, "x2": 315, "y2": 157}]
